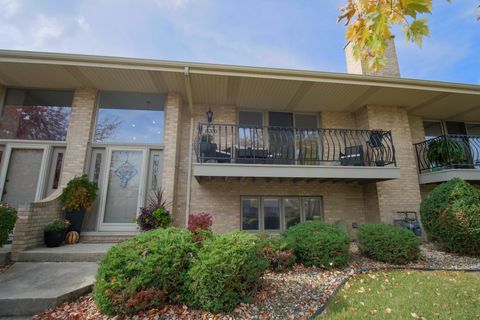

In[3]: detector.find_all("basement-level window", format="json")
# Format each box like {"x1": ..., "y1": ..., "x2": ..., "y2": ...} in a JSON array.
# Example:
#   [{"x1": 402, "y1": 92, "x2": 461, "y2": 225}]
[{"x1": 241, "y1": 196, "x2": 323, "y2": 232}]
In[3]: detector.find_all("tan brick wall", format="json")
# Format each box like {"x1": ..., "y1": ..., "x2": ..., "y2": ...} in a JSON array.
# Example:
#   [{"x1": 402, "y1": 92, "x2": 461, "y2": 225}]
[
  {"x1": 320, "y1": 111, "x2": 357, "y2": 129},
  {"x1": 161, "y1": 94, "x2": 185, "y2": 218},
  {"x1": 345, "y1": 39, "x2": 401, "y2": 77},
  {"x1": 11, "y1": 194, "x2": 62, "y2": 258},
  {"x1": 356, "y1": 105, "x2": 422, "y2": 223},
  {"x1": 61, "y1": 88, "x2": 98, "y2": 185}
]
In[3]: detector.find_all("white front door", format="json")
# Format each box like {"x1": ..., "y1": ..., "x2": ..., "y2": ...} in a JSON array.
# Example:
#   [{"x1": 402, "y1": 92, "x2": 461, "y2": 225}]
[{"x1": 98, "y1": 147, "x2": 147, "y2": 231}]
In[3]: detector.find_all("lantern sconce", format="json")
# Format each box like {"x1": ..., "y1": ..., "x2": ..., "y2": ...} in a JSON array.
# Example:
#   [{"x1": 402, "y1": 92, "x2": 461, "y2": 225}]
[{"x1": 206, "y1": 108, "x2": 214, "y2": 124}]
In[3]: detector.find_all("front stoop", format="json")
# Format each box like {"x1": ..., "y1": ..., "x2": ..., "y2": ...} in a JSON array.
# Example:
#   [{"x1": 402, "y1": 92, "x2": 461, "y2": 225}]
[
  {"x1": 0, "y1": 262, "x2": 97, "y2": 317},
  {"x1": 15, "y1": 243, "x2": 116, "y2": 263},
  {"x1": 0, "y1": 245, "x2": 11, "y2": 266}
]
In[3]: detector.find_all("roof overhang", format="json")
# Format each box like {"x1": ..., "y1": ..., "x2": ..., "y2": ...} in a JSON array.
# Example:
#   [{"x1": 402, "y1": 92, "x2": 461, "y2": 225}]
[
  {"x1": 193, "y1": 163, "x2": 400, "y2": 182},
  {"x1": 0, "y1": 50, "x2": 479, "y2": 121}
]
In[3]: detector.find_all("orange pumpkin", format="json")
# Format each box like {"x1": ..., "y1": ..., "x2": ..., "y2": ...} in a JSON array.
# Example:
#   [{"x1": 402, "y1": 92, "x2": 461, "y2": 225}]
[{"x1": 66, "y1": 231, "x2": 80, "y2": 244}]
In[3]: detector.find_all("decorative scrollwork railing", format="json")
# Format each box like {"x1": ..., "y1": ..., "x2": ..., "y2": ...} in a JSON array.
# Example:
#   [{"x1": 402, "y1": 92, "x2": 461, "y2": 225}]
[
  {"x1": 414, "y1": 134, "x2": 480, "y2": 173},
  {"x1": 195, "y1": 123, "x2": 396, "y2": 167}
]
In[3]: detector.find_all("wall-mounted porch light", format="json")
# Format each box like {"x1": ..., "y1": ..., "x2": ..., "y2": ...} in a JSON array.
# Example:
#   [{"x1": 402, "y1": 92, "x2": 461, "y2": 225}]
[{"x1": 206, "y1": 108, "x2": 214, "y2": 124}]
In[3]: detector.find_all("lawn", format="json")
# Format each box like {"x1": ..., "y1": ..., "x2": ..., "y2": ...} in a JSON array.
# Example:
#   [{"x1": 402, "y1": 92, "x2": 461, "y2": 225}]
[{"x1": 322, "y1": 270, "x2": 480, "y2": 320}]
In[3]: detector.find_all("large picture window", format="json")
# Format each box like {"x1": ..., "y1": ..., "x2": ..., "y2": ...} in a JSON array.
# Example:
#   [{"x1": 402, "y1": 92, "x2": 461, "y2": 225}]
[
  {"x1": 241, "y1": 196, "x2": 323, "y2": 232},
  {"x1": 95, "y1": 91, "x2": 166, "y2": 144},
  {"x1": 0, "y1": 89, "x2": 73, "y2": 141}
]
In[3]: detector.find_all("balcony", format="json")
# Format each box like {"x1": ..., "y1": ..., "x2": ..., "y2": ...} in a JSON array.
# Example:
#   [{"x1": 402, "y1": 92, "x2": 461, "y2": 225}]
[
  {"x1": 414, "y1": 134, "x2": 480, "y2": 184},
  {"x1": 193, "y1": 123, "x2": 400, "y2": 182}
]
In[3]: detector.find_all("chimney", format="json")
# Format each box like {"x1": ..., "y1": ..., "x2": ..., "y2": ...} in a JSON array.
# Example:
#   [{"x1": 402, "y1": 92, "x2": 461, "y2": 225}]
[{"x1": 345, "y1": 38, "x2": 400, "y2": 77}]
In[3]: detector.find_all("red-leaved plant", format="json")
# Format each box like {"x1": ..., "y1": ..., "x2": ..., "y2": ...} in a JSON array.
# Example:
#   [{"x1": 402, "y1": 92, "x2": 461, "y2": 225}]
[{"x1": 188, "y1": 213, "x2": 213, "y2": 242}]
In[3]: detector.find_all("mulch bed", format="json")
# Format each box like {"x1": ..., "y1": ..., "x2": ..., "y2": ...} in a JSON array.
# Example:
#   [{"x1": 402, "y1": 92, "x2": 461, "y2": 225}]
[{"x1": 32, "y1": 243, "x2": 480, "y2": 320}]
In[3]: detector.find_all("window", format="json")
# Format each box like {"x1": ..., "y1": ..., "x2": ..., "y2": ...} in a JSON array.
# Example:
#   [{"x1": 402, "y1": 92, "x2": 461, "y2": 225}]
[
  {"x1": 263, "y1": 198, "x2": 280, "y2": 230},
  {"x1": 445, "y1": 121, "x2": 467, "y2": 135},
  {"x1": 423, "y1": 121, "x2": 443, "y2": 140},
  {"x1": 241, "y1": 197, "x2": 259, "y2": 230},
  {"x1": 95, "y1": 91, "x2": 165, "y2": 144},
  {"x1": 241, "y1": 196, "x2": 323, "y2": 232},
  {"x1": 0, "y1": 89, "x2": 73, "y2": 141},
  {"x1": 466, "y1": 123, "x2": 480, "y2": 136}
]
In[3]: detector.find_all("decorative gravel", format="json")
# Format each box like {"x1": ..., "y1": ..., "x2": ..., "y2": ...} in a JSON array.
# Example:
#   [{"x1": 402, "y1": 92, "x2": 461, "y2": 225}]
[{"x1": 32, "y1": 243, "x2": 480, "y2": 320}]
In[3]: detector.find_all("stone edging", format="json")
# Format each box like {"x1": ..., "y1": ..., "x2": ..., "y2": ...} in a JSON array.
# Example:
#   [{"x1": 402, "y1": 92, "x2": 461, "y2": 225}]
[{"x1": 309, "y1": 267, "x2": 480, "y2": 319}]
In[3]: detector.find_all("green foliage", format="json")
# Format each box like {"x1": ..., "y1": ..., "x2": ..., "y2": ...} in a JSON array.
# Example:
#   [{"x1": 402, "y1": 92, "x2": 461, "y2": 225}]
[
  {"x1": 61, "y1": 174, "x2": 98, "y2": 211},
  {"x1": 151, "y1": 207, "x2": 172, "y2": 227},
  {"x1": 93, "y1": 228, "x2": 197, "y2": 316},
  {"x1": 357, "y1": 223, "x2": 420, "y2": 264},
  {"x1": 283, "y1": 221, "x2": 350, "y2": 269},
  {"x1": 0, "y1": 203, "x2": 17, "y2": 247},
  {"x1": 420, "y1": 178, "x2": 480, "y2": 256},
  {"x1": 257, "y1": 233, "x2": 296, "y2": 272},
  {"x1": 186, "y1": 232, "x2": 268, "y2": 313},
  {"x1": 44, "y1": 219, "x2": 70, "y2": 232},
  {"x1": 427, "y1": 137, "x2": 465, "y2": 165}
]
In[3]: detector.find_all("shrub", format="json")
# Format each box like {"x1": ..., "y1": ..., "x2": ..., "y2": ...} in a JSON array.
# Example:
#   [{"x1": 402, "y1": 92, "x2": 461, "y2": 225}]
[
  {"x1": 420, "y1": 178, "x2": 480, "y2": 256},
  {"x1": 137, "y1": 190, "x2": 172, "y2": 231},
  {"x1": 61, "y1": 174, "x2": 97, "y2": 211},
  {"x1": 257, "y1": 233, "x2": 295, "y2": 272},
  {"x1": 0, "y1": 203, "x2": 17, "y2": 247},
  {"x1": 186, "y1": 232, "x2": 268, "y2": 313},
  {"x1": 188, "y1": 213, "x2": 213, "y2": 242},
  {"x1": 44, "y1": 219, "x2": 70, "y2": 232},
  {"x1": 283, "y1": 221, "x2": 350, "y2": 268},
  {"x1": 93, "y1": 228, "x2": 197, "y2": 316},
  {"x1": 357, "y1": 223, "x2": 420, "y2": 264}
]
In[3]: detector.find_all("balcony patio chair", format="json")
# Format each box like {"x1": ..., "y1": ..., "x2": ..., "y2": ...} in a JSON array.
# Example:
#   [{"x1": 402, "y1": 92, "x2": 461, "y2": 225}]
[{"x1": 339, "y1": 145, "x2": 364, "y2": 166}]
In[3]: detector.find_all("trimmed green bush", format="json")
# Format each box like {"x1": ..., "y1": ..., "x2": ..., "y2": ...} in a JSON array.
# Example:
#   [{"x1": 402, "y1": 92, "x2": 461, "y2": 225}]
[
  {"x1": 420, "y1": 178, "x2": 480, "y2": 256},
  {"x1": 0, "y1": 203, "x2": 17, "y2": 247},
  {"x1": 257, "y1": 233, "x2": 296, "y2": 272},
  {"x1": 357, "y1": 223, "x2": 420, "y2": 264},
  {"x1": 93, "y1": 228, "x2": 197, "y2": 316},
  {"x1": 186, "y1": 232, "x2": 268, "y2": 313},
  {"x1": 283, "y1": 221, "x2": 350, "y2": 268}
]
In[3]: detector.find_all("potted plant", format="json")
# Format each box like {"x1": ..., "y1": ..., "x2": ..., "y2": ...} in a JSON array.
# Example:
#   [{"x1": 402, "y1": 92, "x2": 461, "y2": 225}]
[
  {"x1": 427, "y1": 137, "x2": 465, "y2": 168},
  {"x1": 61, "y1": 174, "x2": 98, "y2": 234},
  {"x1": 137, "y1": 190, "x2": 172, "y2": 231},
  {"x1": 44, "y1": 219, "x2": 70, "y2": 247},
  {"x1": 0, "y1": 203, "x2": 17, "y2": 247}
]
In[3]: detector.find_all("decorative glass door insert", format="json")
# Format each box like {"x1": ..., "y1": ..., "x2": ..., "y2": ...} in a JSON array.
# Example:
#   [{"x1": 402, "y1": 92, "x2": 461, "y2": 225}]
[{"x1": 99, "y1": 148, "x2": 146, "y2": 231}]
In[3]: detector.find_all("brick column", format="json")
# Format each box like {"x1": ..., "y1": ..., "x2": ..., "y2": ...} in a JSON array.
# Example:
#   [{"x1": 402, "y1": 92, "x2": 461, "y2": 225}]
[
  {"x1": 356, "y1": 105, "x2": 422, "y2": 223},
  {"x1": 161, "y1": 94, "x2": 183, "y2": 217},
  {"x1": 60, "y1": 88, "x2": 98, "y2": 185},
  {"x1": 11, "y1": 88, "x2": 98, "y2": 256}
]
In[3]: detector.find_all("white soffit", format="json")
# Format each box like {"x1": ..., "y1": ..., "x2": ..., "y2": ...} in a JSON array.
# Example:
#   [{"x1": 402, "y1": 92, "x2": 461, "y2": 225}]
[
  {"x1": 235, "y1": 77, "x2": 303, "y2": 109},
  {"x1": 414, "y1": 94, "x2": 480, "y2": 119},
  {"x1": 365, "y1": 87, "x2": 439, "y2": 108},
  {"x1": 295, "y1": 82, "x2": 370, "y2": 111}
]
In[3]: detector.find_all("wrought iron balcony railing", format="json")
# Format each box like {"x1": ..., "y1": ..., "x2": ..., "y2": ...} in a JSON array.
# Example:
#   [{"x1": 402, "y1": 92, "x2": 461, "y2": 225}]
[
  {"x1": 414, "y1": 134, "x2": 480, "y2": 174},
  {"x1": 195, "y1": 123, "x2": 396, "y2": 167}
]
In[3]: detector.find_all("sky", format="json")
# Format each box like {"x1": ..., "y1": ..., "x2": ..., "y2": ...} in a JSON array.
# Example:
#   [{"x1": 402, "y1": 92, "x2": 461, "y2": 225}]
[{"x1": 0, "y1": 0, "x2": 478, "y2": 84}]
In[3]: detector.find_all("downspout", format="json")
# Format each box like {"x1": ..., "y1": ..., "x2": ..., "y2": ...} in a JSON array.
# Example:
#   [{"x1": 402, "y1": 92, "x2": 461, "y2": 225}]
[
  {"x1": 184, "y1": 66, "x2": 195, "y2": 227},
  {"x1": 185, "y1": 116, "x2": 194, "y2": 227}
]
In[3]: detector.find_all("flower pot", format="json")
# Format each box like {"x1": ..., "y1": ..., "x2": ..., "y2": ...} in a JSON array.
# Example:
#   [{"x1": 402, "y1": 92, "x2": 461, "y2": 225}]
[
  {"x1": 65, "y1": 208, "x2": 86, "y2": 234},
  {"x1": 44, "y1": 230, "x2": 66, "y2": 247}
]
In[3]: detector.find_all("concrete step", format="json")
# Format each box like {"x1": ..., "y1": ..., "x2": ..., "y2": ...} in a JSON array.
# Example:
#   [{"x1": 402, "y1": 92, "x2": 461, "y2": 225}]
[
  {"x1": 0, "y1": 262, "x2": 97, "y2": 317},
  {"x1": 80, "y1": 234, "x2": 135, "y2": 243},
  {"x1": 0, "y1": 245, "x2": 11, "y2": 266},
  {"x1": 15, "y1": 243, "x2": 116, "y2": 263}
]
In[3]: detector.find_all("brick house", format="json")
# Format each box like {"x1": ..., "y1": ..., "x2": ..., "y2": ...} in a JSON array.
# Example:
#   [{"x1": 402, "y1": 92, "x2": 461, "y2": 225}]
[{"x1": 0, "y1": 42, "x2": 479, "y2": 258}]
